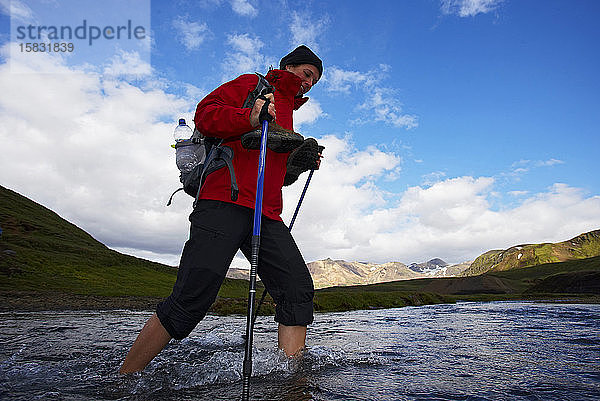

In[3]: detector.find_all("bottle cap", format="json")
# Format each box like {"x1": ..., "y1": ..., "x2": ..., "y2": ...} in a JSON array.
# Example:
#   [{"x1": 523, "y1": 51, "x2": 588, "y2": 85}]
[{"x1": 178, "y1": 118, "x2": 186, "y2": 125}]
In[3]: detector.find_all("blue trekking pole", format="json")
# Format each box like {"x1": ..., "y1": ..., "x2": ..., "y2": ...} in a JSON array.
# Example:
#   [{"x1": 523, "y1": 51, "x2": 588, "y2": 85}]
[{"x1": 242, "y1": 116, "x2": 269, "y2": 401}]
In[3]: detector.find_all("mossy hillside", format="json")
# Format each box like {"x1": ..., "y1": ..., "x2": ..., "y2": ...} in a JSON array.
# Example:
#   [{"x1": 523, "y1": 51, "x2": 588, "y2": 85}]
[
  {"x1": 525, "y1": 271, "x2": 600, "y2": 294},
  {"x1": 491, "y1": 255, "x2": 600, "y2": 295},
  {"x1": 462, "y1": 250, "x2": 504, "y2": 276},
  {"x1": 461, "y1": 230, "x2": 600, "y2": 276},
  {"x1": 570, "y1": 230, "x2": 600, "y2": 258},
  {"x1": 489, "y1": 255, "x2": 600, "y2": 281},
  {"x1": 0, "y1": 185, "x2": 245, "y2": 301}
]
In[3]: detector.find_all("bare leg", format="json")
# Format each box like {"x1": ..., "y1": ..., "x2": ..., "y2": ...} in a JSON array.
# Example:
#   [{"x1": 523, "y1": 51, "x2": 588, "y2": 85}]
[
  {"x1": 277, "y1": 324, "x2": 307, "y2": 357},
  {"x1": 119, "y1": 313, "x2": 172, "y2": 374}
]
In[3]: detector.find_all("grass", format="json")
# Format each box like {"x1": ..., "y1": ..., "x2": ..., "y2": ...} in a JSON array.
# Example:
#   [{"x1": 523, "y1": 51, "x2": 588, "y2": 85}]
[
  {"x1": 314, "y1": 290, "x2": 453, "y2": 312},
  {"x1": 489, "y1": 255, "x2": 600, "y2": 282}
]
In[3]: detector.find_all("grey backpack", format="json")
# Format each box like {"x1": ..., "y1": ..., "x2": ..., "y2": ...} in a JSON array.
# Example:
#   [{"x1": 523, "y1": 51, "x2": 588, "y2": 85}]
[{"x1": 167, "y1": 73, "x2": 273, "y2": 206}]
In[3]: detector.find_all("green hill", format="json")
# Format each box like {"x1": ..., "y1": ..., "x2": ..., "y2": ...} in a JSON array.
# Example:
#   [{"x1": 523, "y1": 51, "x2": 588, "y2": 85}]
[
  {"x1": 461, "y1": 230, "x2": 600, "y2": 276},
  {"x1": 0, "y1": 185, "x2": 253, "y2": 312}
]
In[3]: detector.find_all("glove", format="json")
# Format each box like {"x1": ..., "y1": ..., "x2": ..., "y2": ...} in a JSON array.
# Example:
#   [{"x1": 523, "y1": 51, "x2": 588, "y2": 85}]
[{"x1": 283, "y1": 138, "x2": 323, "y2": 186}]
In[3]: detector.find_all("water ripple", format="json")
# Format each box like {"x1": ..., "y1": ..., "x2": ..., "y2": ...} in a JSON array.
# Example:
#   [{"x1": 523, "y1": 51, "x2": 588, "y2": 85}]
[{"x1": 1, "y1": 302, "x2": 599, "y2": 400}]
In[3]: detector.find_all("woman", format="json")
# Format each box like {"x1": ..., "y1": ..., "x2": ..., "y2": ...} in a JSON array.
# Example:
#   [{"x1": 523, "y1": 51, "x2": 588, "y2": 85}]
[{"x1": 120, "y1": 45, "x2": 324, "y2": 373}]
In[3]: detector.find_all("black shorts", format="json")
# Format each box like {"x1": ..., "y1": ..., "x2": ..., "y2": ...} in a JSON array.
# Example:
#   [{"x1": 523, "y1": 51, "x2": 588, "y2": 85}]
[{"x1": 157, "y1": 200, "x2": 314, "y2": 340}]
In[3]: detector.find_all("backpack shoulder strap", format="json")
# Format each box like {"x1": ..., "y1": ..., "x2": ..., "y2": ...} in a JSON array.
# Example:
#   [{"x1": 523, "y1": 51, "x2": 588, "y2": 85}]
[
  {"x1": 194, "y1": 145, "x2": 238, "y2": 208},
  {"x1": 242, "y1": 72, "x2": 274, "y2": 108}
]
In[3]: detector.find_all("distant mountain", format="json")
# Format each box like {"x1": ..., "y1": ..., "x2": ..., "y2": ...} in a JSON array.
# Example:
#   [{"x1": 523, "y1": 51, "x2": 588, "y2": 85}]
[
  {"x1": 461, "y1": 230, "x2": 600, "y2": 276},
  {"x1": 307, "y1": 259, "x2": 421, "y2": 289},
  {"x1": 228, "y1": 230, "x2": 600, "y2": 288},
  {"x1": 227, "y1": 258, "x2": 472, "y2": 288},
  {"x1": 226, "y1": 267, "x2": 253, "y2": 281},
  {"x1": 305, "y1": 258, "x2": 472, "y2": 289},
  {"x1": 408, "y1": 258, "x2": 449, "y2": 275},
  {"x1": 443, "y1": 261, "x2": 473, "y2": 277},
  {"x1": 407, "y1": 258, "x2": 474, "y2": 278}
]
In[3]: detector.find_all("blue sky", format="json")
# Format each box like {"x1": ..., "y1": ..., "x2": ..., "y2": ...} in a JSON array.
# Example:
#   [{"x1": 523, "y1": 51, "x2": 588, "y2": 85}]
[{"x1": 1, "y1": 0, "x2": 599, "y2": 267}]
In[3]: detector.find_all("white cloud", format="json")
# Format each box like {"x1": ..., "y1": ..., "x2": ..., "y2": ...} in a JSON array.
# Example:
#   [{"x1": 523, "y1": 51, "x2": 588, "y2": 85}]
[
  {"x1": 325, "y1": 65, "x2": 417, "y2": 129},
  {"x1": 326, "y1": 67, "x2": 370, "y2": 94},
  {"x1": 172, "y1": 16, "x2": 212, "y2": 51},
  {"x1": 289, "y1": 11, "x2": 328, "y2": 51},
  {"x1": 358, "y1": 87, "x2": 418, "y2": 129},
  {"x1": 222, "y1": 33, "x2": 267, "y2": 79},
  {"x1": 183, "y1": 83, "x2": 208, "y2": 104},
  {"x1": 0, "y1": 0, "x2": 34, "y2": 23},
  {"x1": 228, "y1": 33, "x2": 262, "y2": 55},
  {"x1": 536, "y1": 158, "x2": 564, "y2": 167},
  {"x1": 512, "y1": 159, "x2": 531, "y2": 167},
  {"x1": 281, "y1": 134, "x2": 402, "y2": 256},
  {"x1": 103, "y1": 50, "x2": 152, "y2": 78},
  {"x1": 294, "y1": 98, "x2": 324, "y2": 128},
  {"x1": 230, "y1": 0, "x2": 257, "y2": 17},
  {"x1": 512, "y1": 158, "x2": 564, "y2": 168},
  {"x1": 422, "y1": 171, "x2": 447, "y2": 186},
  {"x1": 506, "y1": 158, "x2": 565, "y2": 179},
  {"x1": 441, "y1": 0, "x2": 503, "y2": 17}
]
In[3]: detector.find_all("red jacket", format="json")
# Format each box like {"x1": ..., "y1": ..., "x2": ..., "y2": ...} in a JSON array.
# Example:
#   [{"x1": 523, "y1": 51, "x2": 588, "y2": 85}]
[{"x1": 194, "y1": 69, "x2": 309, "y2": 221}]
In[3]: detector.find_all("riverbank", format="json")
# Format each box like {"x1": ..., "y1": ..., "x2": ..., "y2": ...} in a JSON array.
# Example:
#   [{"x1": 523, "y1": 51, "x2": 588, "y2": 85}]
[
  {"x1": 0, "y1": 291, "x2": 164, "y2": 312},
  {"x1": 0, "y1": 290, "x2": 447, "y2": 314},
  {"x1": 1, "y1": 290, "x2": 598, "y2": 314}
]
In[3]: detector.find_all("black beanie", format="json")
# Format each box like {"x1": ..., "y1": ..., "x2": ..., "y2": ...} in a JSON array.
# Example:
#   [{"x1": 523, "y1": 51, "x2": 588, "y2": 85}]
[{"x1": 279, "y1": 45, "x2": 323, "y2": 78}]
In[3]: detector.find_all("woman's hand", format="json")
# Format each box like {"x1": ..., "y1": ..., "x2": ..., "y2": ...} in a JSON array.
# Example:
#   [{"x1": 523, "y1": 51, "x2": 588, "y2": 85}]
[{"x1": 249, "y1": 93, "x2": 276, "y2": 127}]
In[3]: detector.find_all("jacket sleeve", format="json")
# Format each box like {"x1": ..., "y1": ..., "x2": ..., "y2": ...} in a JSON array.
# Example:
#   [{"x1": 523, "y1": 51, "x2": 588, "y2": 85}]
[{"x1": 194, "y1": 74, "x2": 258, "y2": 139}]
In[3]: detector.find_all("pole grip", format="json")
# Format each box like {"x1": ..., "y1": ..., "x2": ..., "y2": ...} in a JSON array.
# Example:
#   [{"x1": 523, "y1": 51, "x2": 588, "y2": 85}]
[
  {"x1": 242, "y1": 376, "x2": 250, "y2": 400},
  {"x1": 250, "y1": 235, "x2": 260, "y2": 275}
]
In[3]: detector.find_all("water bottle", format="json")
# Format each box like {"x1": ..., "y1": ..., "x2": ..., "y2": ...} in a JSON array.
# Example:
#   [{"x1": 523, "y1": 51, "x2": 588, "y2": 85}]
[
  {"x1": 174, "y1": 118, "x2": 192, "y2": 142},
  {"x1": 173, "y1": 119, "x2": 198, "y2": 173}
]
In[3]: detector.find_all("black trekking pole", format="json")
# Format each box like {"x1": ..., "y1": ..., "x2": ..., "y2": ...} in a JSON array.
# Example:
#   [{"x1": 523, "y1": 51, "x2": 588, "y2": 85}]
[
  {"x1": 289, "y1": 150, "x2": 321, "y2": 230},
  {"x1": 242, "y1": 114, "x2": 270, "y2": 401},
  {"x1": 289, "y1": 169, "x2": 314, "y2": 230}
]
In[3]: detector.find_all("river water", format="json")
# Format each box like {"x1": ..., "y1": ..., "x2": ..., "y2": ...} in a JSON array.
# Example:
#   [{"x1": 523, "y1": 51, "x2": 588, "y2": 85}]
[{"x1": 0, "y1": 301, "x2": 599, "y2": 400}]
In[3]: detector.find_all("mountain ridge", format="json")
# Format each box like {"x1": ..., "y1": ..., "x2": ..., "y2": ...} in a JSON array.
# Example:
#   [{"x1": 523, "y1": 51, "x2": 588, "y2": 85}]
[
  {"x1": 461, "y1": 230, "x2": 600, "y2": 276},
  {"x1": 227, "y1": 258, "x2": 473, "y2": 289}
]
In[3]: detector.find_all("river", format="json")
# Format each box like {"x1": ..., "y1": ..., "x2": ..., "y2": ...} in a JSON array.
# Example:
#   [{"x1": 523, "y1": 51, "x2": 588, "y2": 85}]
[{"x1": 1, "y1": 301, "x2": 598, "y2": 400}]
